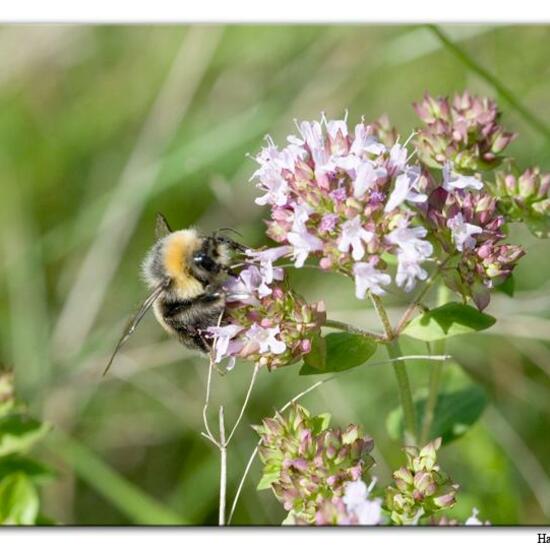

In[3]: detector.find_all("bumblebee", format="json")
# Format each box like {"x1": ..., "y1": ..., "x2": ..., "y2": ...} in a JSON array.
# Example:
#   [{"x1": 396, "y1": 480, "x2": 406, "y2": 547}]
[{"x1": 103, "y1": 213, "x2": 245, "y2": 375}]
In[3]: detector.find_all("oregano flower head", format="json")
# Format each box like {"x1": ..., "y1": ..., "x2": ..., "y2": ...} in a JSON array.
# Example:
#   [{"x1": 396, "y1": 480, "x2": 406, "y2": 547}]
[
  {"x1": 254, "y1": 404, "x2": 375, "y2": 524},
  {"x1": 207, "y1": 261, "x2": 325, "y2": 371},
  {"x1": 413, "y1": 91, "x2": 516, "y2": 171},
  {"x1": 251, "y1": 114, "x2": 434, "y2": 299},
  {"x1": 384, "y1": 438, "x2": 459, "y2": 525}
]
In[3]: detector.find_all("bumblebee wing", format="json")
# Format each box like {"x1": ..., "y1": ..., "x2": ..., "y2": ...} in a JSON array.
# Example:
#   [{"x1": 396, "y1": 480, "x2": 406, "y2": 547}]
[
  {"x1": 103, "y1": 282, "x2": 166, "y2": 376},
  {"x1": 155, "y1": 212, "x2": 173, "y2": 239}
]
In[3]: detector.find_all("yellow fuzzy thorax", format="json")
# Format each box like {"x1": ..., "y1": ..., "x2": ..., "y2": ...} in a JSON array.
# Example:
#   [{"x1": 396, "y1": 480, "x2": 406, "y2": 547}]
[{"x1": 163, "y1": 230, "x2": 204, "y2": 299}]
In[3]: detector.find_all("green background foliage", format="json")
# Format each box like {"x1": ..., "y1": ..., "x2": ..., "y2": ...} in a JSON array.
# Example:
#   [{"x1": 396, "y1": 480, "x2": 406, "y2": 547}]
[{"x1": 0, "y1": 24, "x2": 549, "y2": 525}]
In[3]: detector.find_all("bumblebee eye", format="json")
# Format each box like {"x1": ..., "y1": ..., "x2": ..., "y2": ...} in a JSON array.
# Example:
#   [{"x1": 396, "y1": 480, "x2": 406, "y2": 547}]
[{"x1": 194, "y1": 252, "x2": 216, "y2": 272}]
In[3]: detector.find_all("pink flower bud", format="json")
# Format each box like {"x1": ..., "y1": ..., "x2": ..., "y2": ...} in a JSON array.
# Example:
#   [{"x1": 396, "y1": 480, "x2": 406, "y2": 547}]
[{"x1": 300, "y1": 339, "x2": 312, "y2": 354}]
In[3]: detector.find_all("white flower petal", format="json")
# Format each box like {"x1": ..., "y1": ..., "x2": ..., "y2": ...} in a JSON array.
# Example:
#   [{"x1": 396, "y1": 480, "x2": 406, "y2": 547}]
[
  {"x1": 353, "y1": 262, "x2": 391, "y2": 298},
  {"x1": 443, "y1": 162, "x2": 483, "y2": 191},
  {"x1": 447, "y1": 213, "x2": 482, "y2": 252}
]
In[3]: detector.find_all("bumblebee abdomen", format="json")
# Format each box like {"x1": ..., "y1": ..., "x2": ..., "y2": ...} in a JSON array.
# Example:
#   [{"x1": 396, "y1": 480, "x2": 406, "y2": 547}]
[{"x1": 154, "y1": 293, "x2": 225, "y2": 353}]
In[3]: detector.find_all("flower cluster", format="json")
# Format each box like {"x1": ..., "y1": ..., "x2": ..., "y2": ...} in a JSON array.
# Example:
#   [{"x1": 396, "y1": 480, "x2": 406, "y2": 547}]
[
  {"x1": 254, "y1": 407, "x2": 487, "y2": 526},
  {"x1": 207, "y1": 256, "x2": 325, "y2": 371},
  {"x1": 491, "y1": 166, "x2": 550, "y2": 238},
  {"x1": 251, "y1": 114, "x2": 434, "y2": 299},
  {"x1": 384, "y1": 438, "x2": 459, "y2": 525},
  {"x1": 424, "y1": 187, "x2": 524, "y2": 309},
  {"x1": 254, "y1": 404, "x2": 375, "y2": 524},
  {"x1": 248, "y1": 93, "x2": 528, "y2": 312},
  {"x1": 414, "y1": 91, "x2": 516, "y2": 172}
]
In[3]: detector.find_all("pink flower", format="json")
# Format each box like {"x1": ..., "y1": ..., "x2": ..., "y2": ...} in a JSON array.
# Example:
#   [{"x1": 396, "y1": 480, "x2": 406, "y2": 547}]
[
  {"x1": 343, "y1": 479, "x2": 383, "y2": 526},
  {"x1": 443, "y1": 162, "x2": 483, "y2": 192},
  {"x1": 389, "y1": 143, "x2": 408, "y2": 173},
  {"x1": 447, "y1": 213, "x2": 482, "y2": 252},
  {"x1": 353, "y1": 162, "x2": 387, "y2": 199},
  {"x1": 207, "y1": 324, "x2": 244, "y2": 364},
  {"x1": 324, "y1": 115, "x2": 349, "y2": 140},
  {"x1": 386, "y1": 221, "x2": 433, "y2": 292},
  {"x1": 246, "y1": 246, "x2": 291, "y2": 284},
  {"x1": 342, "y1": 480, "x2": 368, "y2": 507},
  {"x1": 320, "y1": 213, "x2": 339, "y2": 233},
  {"x1": 291, "y1": 201, "x2": 313, "y2": 230},
  {"x1": 338, "y1": 216, "x2": 374, "y2": 261},
  {"x1": 395, "y1": 248, "x2": 429, "y2": 292},
  {"x1": 245, "y1": 324, "x2": 287, "y2": 355},
  {"x1": 297, "y1": 119, "x2": 324, "y2": 150},
  {"x1": 255, "y1": 169, "x2": 289, "y2": 207},
  {"x1": 384, "y1": 168, "x2": 427, "y2": 212},
  {"x1": 352, "y1": 262, "x2": 391, "y2": 298},
  {"x1": 386, "y1": 221, "x2": 433, "y2": 259},
  {"x1": 350, "y1": 123, "x2": 385, "y2": 156},
  {"x1": 288, "y1": 228, "x2": 324, "y2": 268},
  {"x1": 224, "y1": 263, "x2": 283, "y2": 303},
  {"x1": 465, "y1": 507, "x2": 489, "y2": 526}
]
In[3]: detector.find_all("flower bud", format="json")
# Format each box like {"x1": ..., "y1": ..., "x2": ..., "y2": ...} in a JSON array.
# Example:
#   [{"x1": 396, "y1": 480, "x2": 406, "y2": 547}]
[{"x1": 414, "y1": 91, "x2": 515, "y2": 171}]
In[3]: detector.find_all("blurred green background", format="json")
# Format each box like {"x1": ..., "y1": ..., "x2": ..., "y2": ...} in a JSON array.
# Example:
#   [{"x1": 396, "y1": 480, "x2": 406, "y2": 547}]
[{"x1": 0, "y1": 24, "x2": 549, "y2": 525}]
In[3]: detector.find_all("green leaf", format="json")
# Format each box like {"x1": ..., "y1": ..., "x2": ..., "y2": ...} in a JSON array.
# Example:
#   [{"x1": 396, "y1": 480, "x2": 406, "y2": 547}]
[
  {"x1": 0, "y1": 415, "x2": 50, "y2": 457},
  {"x1": 386, "y1": 385, "x2": 488, "y2": 445},
  {"x1": 310, "y1": 412, "x2": 331, "y2": 435},
  {"x1": 257, "y1": 471, "x2": 280, "y2": 491},
  {"x1": 302, "y1": 332, "x2": 327, "y2": 371},
  {"x1": 402, "y1": 302, "x2": 496, "y2": 342},
  {"x1": 0, "y1": 473, "x2": 39, "y2": 525},
  {"x1": 299, "y1": 332, "x2": 377, "y2": 375},
  {"x1": 0, "y1": 455, "x2": 56, "y2": 485},
  {"x1": 495, "y1": 274, "x2": 515, "y2": 297}
]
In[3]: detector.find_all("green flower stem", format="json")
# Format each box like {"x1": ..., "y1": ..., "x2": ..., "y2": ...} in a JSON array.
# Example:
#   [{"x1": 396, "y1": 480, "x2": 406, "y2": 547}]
[
  {"x1": 420, "y1": 285, "x2": 450, "y2": 444},
  {"x1": 323, "y1": 319, "x2": 386, "y2": 342},
  {"x1": 419, "y1": 343, "x2": 444, "y2": 444},
  {"x1": 386, "y1": 339, "x2": 418, "y2": 446},
  {"x1": 369, "y1": 292, "x2": 394, "y2": 340},
  {"x1": 368, "y1": 293, "x2": 417, "y2": 445}
]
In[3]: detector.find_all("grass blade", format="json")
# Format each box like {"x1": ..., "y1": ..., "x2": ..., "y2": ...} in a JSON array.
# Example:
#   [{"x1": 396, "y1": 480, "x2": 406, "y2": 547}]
[{"x1": 48, "y1": 433, "x2": 185, "y2": 525}]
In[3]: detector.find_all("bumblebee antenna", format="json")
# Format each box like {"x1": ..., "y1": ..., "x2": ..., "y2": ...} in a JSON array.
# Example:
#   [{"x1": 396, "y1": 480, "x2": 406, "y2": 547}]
[
  {"x1": 213, "y1": 227, "x2": 248, "y2": 252},
  {"x1": 102, "y1": 281, "x2": 167, "y2": 376}
]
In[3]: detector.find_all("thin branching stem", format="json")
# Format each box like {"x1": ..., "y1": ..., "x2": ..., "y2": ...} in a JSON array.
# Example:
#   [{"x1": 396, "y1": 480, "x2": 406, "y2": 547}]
[
  {"x1": 201, "y1": 355, "x2": 262, "y2": 523},
  {"x1": 218, "y1": 406, "x2": 227, "y2": 526},
  {"x1": 323, "y1": 319, "x2": 386, "y2": 341},
  {"x1": 202, "y1": 359, "x2": 219, "y2": 447},
  {"x1": 226, "y1": 363, "x2": 261, "y2": 445}
]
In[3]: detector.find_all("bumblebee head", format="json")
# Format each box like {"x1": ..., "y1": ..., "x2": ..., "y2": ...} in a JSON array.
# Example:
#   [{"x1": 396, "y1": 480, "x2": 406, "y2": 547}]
[{"x1": 142, "y1": 214, "x2": 245, "y2": 292}]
